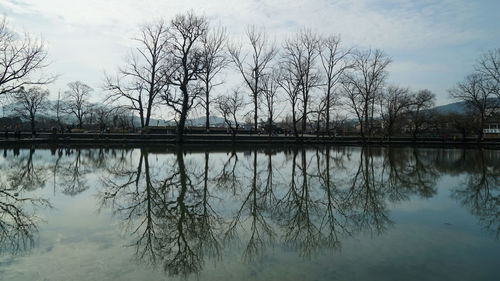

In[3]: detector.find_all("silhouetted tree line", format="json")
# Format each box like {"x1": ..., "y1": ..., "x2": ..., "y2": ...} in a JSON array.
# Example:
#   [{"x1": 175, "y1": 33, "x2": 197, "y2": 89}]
[{"x1": 0, "y1": 14, "x2": 499, "y2": 142}]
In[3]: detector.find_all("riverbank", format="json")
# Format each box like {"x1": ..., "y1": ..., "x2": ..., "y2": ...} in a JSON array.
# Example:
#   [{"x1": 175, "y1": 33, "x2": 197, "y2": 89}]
[{"x1": 1, "y1": 132, "x2": 500, "y2": 148}]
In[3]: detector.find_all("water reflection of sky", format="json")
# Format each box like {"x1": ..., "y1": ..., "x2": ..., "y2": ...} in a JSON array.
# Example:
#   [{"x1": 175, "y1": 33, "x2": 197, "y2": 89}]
[{"x1": 0, "y1": 146, "x2": 499, "y2": 281}]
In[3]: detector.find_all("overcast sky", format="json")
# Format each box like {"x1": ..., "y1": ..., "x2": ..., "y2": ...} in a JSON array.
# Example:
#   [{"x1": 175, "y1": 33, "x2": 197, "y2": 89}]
[{"x1": 1, "y1": 0, "x2": 499, "y2": 113}]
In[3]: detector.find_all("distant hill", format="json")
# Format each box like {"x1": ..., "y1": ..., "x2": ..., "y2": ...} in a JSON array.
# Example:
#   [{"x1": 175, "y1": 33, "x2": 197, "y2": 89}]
[
  {"x1": 1, "y1": 99, "x2": 229, "y2": 127},
  {"x1": 433, "y1": 98, "x2": 500, "y2": 115},
  {"x1": 185, "y1": 116, "x2": 227, "y2": 127},
  {"x1": 4, "y1": 97, "x2": 492, "y2": 127},
  {"x1": 433, "y1": 101, "x2": 468, "y2": 115}
]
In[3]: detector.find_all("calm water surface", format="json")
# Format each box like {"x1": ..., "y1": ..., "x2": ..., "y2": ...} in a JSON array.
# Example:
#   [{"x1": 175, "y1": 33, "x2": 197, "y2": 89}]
[{"x1": 0, "y1": 146, "x2": 499, "y2": 281}]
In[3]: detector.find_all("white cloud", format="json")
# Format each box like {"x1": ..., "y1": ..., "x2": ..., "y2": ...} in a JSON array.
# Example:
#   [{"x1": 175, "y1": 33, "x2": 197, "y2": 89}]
[{"x1": 3, "y1": 0, "x2": 484, "y2": 49}]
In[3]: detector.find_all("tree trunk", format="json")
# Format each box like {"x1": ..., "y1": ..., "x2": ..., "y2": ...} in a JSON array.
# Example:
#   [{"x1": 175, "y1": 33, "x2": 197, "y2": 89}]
[
  {"x1": 205, "y1": 86, "x2": 210, "y2": 132},
  {"x1": 478, "y1": 111, "x2": 484, "y2": 142},
  {"x1": 139, "y1": 107, "x2": 145, "y2": 128},
  {"x1": 30, "y1": 115, "x2": 36, "y2": 138},
  {"x1": 254, "y1": 94, "x2": 258, "y2": 132},
  {"x1": 177, "y1": 86, "x2": 189, "y2": 143},
  {"x1": 364, "y1": 102, "x2": 369, "y2": 143},
  {"x1": 145, "y1": 102, "x2": 152, "y2": 127},
  {"x1": 302, "y1": 99, "x2": 307, "y2": 137},
  {"x1": 326, "y1": 86, "x2": 331, "y2": 136},
  {"x1": 358, "y1": 114, "x2": 365, "y2": 143},
  {"x1": 316, "y1": 114, "x2": 321, "y2": 139},
  {"x1": 232, "y1": 127, "x2": 237, "y2": 140},
  {"x1": 268, "y1": 113, "x2": 273, "y2": 137},
  {"x1": 292, "y1": 106, "x2": 299, "y2": 140}
]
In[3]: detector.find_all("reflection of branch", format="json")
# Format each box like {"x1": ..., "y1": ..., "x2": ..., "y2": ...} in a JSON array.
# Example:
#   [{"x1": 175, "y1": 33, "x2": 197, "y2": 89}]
[
  {"x1": 345, "y1": 148, "x2": 392, "y2": 235},
  {"x1": 383, "y1": 148, "x2": 437, "y2": 200},
  {"x1": 0, "y1": 185, "x2": 51, "y2": 254},
  {"x1": 452, "y1": 149, "x2": 500, "y2": 238},
  {"x1": 262, "y1": 152, "x2": 278, "y2": 208},
  {"x1": 215, "y1": 148, "x2": 239, "y2": 194},
  {"x1": 225, "y1": 151, "x2": 274, "y2": 262},
  {"x1": 99, "y1": 148, "x2": 224, "y2": 278},
  {"x1": 199, "y1": 152, "x2": 223, "y2": 260},
  {"x1": 316, "y1": 148, "x2": 350, "y2": 249},
  {"x1": 52, "y1": 148, "x2": 63, "y2": 194},
  {"x1": 93, "y1": 145, "x2": 457, "y2": 275},
  {"x1": 59, "y1": 149, "x2": 90, "y2": 196},
  {"x1": 7, "y1": 148, "x2": 47, "y2": 191},
  {"x1": 278, "y1": 149, "x2": 324, "y2": 258}
]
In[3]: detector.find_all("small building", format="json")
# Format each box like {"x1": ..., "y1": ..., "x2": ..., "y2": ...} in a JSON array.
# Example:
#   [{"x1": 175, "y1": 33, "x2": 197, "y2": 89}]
[{"x1": 483, "y1": 122, "x2": 500, "y2": 137}]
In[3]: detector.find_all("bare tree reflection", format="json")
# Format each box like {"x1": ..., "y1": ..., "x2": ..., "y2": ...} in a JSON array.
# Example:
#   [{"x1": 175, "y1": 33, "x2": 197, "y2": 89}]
[
  {"x1": 214, "y1": 147, "x2": 239, "y2": 194},
  {"x1": 225, "y1": 150, "x2": 275, "y2": 262},
  {"x1": 0, "y1": 147, "x2": 51, "y2": 254},
  {"x1": 95, "y1": 145, "x2": 451, "y2": 276},
  {"x1": 198, "y1": 151, "x2": 223, "y2": 260},
  {"x1": 452, "y1": 149, "x2": 500, "y2": 238},
  {"x1": 3, "y1": 145, "x2": 480, "y2": 278},
  {"x1": 382, "y1": 148, "x2": 438, "y2": 200},
  {"x1": 316, "y1": 147, "x2": 351, "y2": 250},
  {"x1": 1, "y1": 182, "x2": 50, "y2": 253},
  {"x1": 58, "y1": 149, "x2": 91, "y2": 196},
  {"x1": 6, "y1": 147, "x2": 47, "y2": 191},
  {"x1": 345, "y1": 147, "x2": 392, "y2": 235},
  {"x1": 278, "y1": 148, "x2": 325, "y2": 257},
  {"x1": 99, "y1": 148, "x2": 224, "y2": 278}
]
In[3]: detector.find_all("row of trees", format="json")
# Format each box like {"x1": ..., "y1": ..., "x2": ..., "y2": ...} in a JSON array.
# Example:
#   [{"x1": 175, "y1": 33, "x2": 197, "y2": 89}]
[
  {"x1": 449, "y1": 49, "x2": 500, "y2": 140},
  {"x1": 0, "y1": 17, "x2": 128, "y2": 134},
  {"x1": 1, "y1": 13, "x2": 499, "y2": 141},
  {"x1": 0, "y1": 16, "x2": 51, "y2": 134},
  {"x1": 6, "y1": 81, "x2": 135, "y2": 134},
  {"x1": 101, "y1": 12, "x2": 438, "y2": 142}
]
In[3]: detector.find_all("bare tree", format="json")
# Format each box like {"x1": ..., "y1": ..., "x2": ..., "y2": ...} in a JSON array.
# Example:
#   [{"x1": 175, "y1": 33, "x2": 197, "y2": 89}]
[
  {"x1": 319, "y1": 35, "x2": 350, "y2": 135},
  {"x1": 277, "y1": 65, "x2": 301, "y2": 137},
  {"x1": 111, "y1": 107, "x2": 134, "y2": 130},
  {"x1": 229, "y1": 26, "x2": 277, "y2": 132},
  {"x1": 12, "y1": 87, "x2": 48, "y2": 135},
  {"x1": 162, "y1": 12, "x2": 208, "y2": 142},
  {"x1": 449, "y1": 73, "x2": 499, "y2": 141},
  {"x1": 199, "y1": 25, "x2": 228, "y2": 132},
  {"x1": 260, "y1": 72, "x2": 281, "y2": 135},
  {"x1": 104, "y1": 20, "x2": 170, "y2": 128},
  {"x1": 214, "y1": 90, "x2": 245, "y2": 138},
  {"x1": 94, "y1": 105, "x2": 112, "y2": 132},
  {"x1": 0, "y1": 17, "x2": 54, "y2": 96},
  {"x1": 341, "y1": 49, "x2": 391, "y2": 141},
  {"x1": 55, "y1": 91, "x2": 64, "y2": 131},
  {"x1": 379, "y1": 86, "x2": 411, "y2": 140},
  {"x1": 282, "y1": 29, "x2": 321, "y2": 136},
  {"x1": 476, "y1": 48, "x2": 500, "y2": 89},
  {"x1": 330, "y1": 113, "x2": 348, "y2": 136},
  {"x1": 310, "y1": 95, "x2": 328, "y2": 137},
  {"x1": 408, "y1": 89, "x2": 435, "y2": 140},
  {"x1": 64, "y1": 81, "x2": 93, "y2": 129},
  {"x1": 439, "y1": 112, "x2": 475, "y2": 140}
]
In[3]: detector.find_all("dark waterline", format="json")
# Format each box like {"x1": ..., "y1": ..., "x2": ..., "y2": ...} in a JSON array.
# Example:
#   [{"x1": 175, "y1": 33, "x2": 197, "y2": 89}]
[{"x1": 0, "y1": 145, "x2": 499, "y2": 280}]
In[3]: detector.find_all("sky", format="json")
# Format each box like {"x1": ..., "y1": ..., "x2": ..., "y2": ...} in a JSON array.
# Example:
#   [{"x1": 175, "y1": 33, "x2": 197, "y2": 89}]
[{"x1": 0, "y1": 0, "x2": 499, "y2": 119}]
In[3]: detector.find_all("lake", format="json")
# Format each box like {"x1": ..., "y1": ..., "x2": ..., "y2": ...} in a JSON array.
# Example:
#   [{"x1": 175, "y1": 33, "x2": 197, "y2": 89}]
[{"x1": 0, "y1": 145, "x2": 499, "y2": 281}]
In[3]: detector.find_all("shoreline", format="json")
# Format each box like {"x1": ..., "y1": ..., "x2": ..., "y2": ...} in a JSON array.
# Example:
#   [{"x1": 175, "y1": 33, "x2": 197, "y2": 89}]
[{"x1": 1, "y1": 132, "x2": 500, "y2": 149}]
